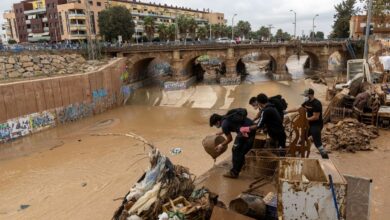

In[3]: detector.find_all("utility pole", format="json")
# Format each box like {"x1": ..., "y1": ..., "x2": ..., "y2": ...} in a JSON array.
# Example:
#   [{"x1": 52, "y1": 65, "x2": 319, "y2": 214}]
[
  {"x1": 84, "y1": 0, "x2": 96, "y2": 60},
  {"x1": 289, "y1": 10, "x2": 296, "y2": 38},
  {"x1": 231, "y1": 13, "x2": 237, "y2": 42},
  {"x1": 312, "y1": 14, "x2": 319, "y2": 40},
  {"x1": 363, "y1": 0, "x2": 373, "y2": 61}
]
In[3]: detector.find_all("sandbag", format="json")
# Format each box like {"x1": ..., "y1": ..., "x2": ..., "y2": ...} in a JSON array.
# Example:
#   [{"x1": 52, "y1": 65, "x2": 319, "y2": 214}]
[{"x1": 202, "y1": 135, "x2": 227, "y2": 160}]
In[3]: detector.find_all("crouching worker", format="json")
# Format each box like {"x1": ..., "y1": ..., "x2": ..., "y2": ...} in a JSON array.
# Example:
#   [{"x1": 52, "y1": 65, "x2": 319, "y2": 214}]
[
  {"x1": 240, "y1": 94, "x2": 286, "y2": 150},
  {"x1": 209, "y1": 108, "x2": 255, "y2": 179}
]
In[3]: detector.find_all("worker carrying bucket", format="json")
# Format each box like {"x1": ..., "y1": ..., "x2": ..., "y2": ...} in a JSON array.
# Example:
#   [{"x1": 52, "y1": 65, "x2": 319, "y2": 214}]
[{"x1": 208, "y1": 108, "x2": 255, "y2": 179}]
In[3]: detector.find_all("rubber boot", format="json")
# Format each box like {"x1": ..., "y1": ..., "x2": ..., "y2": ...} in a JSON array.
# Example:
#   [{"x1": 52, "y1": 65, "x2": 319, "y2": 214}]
[{"x1": 318, "y1": 146, "x2": 329, "y2": 159}]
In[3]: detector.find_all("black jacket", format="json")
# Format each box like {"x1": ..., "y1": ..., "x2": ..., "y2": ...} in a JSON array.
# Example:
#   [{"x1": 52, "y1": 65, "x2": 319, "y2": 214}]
[{"x1": 257, "y1": 103, "x2": 285, "y2": 135}]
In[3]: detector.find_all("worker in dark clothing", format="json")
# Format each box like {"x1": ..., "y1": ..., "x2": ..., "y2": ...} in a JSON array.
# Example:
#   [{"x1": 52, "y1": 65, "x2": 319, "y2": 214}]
[
  {"x1": 286, "y1": 88, "x2": 329, "y2": 159},
  {"x1": 210, "y1": 110, "x2": 255, "y2": 179},
  {"x1": 241, "y1": 94, "x2": 286, "y2": 149},
  {"x1": 249, "y1": 96, "x2": 262, "y2": 122}
]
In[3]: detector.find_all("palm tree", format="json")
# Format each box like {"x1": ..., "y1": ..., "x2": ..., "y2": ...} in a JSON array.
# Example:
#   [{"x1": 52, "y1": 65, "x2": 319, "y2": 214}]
[
  {"x1": 212, "y1": 24, "x2": 222, "y2": 38},
  {"x1": 157, "y1": 23, "x2": 168, "y2": 41},
  {"x1": 143, "y1": 16, "x2": 155, "y2": 41},
  {"x1": 197, "y1": 26, "x2": 207, "y2": 40}
]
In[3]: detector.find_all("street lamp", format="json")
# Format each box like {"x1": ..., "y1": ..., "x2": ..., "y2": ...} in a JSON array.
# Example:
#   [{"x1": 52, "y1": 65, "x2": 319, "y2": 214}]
[
  {"x1": 231, "y1": 13, "x2": 237, "y2": 42},
  {"x1": 209, "y1": 22, "x2": 212, "y2": 41},
  {"x1": 268, "y1": 24, "x2": 274, "y2": 42},
  {"x1": 312, "y1": 14, "x2": 319, "y2": 40},
  {"x1": 289, "y1": 10, "x2": 296, "y2": 38}
]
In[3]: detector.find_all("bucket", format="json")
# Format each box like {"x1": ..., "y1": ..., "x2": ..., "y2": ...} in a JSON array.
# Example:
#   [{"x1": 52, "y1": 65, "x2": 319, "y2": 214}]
[{"x1": 202, "y1": 135, "x2": 227, "y2": 159}]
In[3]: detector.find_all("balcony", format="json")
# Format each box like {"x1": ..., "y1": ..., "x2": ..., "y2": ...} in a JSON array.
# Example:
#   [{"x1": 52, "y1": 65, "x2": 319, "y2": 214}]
[
  {"x1": 24, "y1": 8, "x2": 46, "y2": 15},
  {"x1": 70, "y1": 24, "x2": 87, "y2": 31},
  {"x1": 26, "y1": 20, "x2": 31, "y2": 24},
  {"x1": 68, "y1": 14, "x2": 86, "y2": 19},
  {"x1": 42, "y1": 17, "x2": 48, "y2": 22}
]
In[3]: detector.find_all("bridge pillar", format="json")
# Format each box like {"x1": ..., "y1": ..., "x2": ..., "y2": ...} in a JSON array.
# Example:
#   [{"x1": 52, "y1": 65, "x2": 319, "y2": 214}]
[
  {"x1": 318, "y1": 46, "x2": 330, "y2": 73},
  {"x1": 164, "y1": 50, "x2": 196, "y2": 90},
  {"x1": 220, "y1": 48, "x2": 241, "y2": 85}
]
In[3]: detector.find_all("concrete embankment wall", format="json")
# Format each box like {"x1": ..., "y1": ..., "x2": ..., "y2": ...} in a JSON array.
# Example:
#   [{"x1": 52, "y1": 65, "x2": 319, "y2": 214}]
[{"x1": 0, "y1": 58, "x2": 126, "y2": 143}]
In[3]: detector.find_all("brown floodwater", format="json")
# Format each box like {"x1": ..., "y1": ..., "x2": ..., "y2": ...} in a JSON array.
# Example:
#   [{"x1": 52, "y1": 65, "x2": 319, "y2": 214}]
[{"x1": 0, "y1": 79, "x2": 388, "y2": 220}]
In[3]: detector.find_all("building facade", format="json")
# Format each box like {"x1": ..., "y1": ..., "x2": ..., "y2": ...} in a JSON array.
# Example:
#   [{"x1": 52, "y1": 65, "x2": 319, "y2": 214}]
[
  {"x1": 3, "y1": 0, "x2": 226, "y2": 43},
  {"x1": 350, "y1": 15, "x2": 390, "y2": 40}
]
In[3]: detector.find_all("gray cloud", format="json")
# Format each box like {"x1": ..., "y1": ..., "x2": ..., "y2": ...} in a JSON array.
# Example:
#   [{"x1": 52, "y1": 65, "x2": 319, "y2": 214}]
[{"x1": 1, "y1": 0, "x2": 344, "y2": 38}]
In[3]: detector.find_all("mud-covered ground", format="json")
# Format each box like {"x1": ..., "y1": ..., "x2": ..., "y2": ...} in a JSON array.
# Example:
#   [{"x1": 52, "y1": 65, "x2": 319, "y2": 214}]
[{"x1": 0, "y1": 80, "x2": 388, "y2": 220}]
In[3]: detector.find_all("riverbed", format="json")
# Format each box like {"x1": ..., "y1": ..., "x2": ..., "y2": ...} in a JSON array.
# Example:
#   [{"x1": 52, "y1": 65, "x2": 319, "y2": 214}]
[{"x1": 0, "y1": 66, "x2": 389, "y2": 219}]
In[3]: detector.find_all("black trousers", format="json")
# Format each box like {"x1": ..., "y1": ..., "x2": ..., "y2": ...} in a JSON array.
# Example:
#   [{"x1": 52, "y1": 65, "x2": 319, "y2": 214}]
[
  {"x1": 309, "y1": 124, "x2": 323, "y2": 148},
  {"x1": 269, "y1": 131, "x2": 287, "y2": 148},
  {"x1": 231, "y1": 135, "x2": 255, "y2": 175}
]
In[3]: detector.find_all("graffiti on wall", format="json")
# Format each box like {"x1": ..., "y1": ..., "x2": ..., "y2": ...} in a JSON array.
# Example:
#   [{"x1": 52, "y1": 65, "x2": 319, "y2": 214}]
[
  {"x1": 92, "y1": 88, "x2": 108, "y2": 102},
  {"x1": 0, "y1": 123, "x2": 11, "y2": 143},
  {"x1": 30, "y1": 111, "x2": 56, "y2": 133},
  {"x1": 8, "y1": 116, "x2": 31, "y2": 139},
  {"x1": 56, "y1": 103, "x2": 93, "y2": 124}
]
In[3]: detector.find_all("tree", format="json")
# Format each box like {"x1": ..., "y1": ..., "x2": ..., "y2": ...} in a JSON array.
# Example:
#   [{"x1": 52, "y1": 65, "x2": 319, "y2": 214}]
[
  {"x1": 235, "y1": 20, "x2": 251, "y2": 39},
  {"x1": 187, "y1": 18, "x2": 197, "y2": 39},
  {"x1": 211, "y1": 24, "x2": 222, "y2": 38},
  {"x1": 257, "y1": 26, "x2": 271, "y2": 41},
  {"x1": 330, "y1": 0, "x2": 358, "y2": 38},
  {"x1": 275, "y1": 29, "x2": 284, "y2": 40},
  {"x1": 197, "y1": 26, "x2": 208, "y2": 40},
  {"x1": 316, "y1": 31, "x2": 325, "y2": 39},
  {"x1": 359, "y1": 0, "x2": 390, "y2": 17},
  {"x1": 167, "y1": 24, "x2": 176, "y2": 41},
  {"x1": 157, "y1": 23, "x2": 167, "y2": 41},
  {"x1": 143, "y1": 16, "x2": 155, "y2": 41},
  {"x1": 98, "y1": 6, "x2": 135, "y2": 42},
  {"x1": 177, "y1": 15, "x2": 190, "y2": 40}
]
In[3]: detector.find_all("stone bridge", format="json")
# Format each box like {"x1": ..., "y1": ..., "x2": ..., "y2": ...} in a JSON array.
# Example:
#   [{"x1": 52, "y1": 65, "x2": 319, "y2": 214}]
[{"x1": 105, "y1": 41, "x2": 348, "y2": 87}]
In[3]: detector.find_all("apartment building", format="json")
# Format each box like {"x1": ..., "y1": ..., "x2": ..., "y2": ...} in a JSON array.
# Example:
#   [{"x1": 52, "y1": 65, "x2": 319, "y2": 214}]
[
  {"x1": 109, "y1": 0, "x2": 225, "y2": 38},
  {"x1": 3, "y1": 0, "x2": 226, "y2": 43},
  {"x1": 350, "y1": 15, "x2": 390, "y2": 39}
]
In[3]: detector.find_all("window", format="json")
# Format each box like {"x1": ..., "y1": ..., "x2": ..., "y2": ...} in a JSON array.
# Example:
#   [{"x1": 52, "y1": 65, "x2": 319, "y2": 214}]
[{"x1": 97, "y1": 2, "x2": 101, "y2": 7}]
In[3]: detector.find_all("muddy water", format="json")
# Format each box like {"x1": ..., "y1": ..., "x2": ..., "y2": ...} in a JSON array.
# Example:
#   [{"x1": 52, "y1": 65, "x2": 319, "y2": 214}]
[{"x1": 0, "y1": 77, "x2": 388, "y2": 219}]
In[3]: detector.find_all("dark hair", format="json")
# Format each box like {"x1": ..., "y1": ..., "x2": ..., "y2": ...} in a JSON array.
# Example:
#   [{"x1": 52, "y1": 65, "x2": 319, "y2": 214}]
[
  {"x1": 209, "y1": 114, "x2": 223, "y2": 127},
  {"x1": 249, "y1": 97, "x2": 257, "y2": 105},
  {"x1": 256, "y1": 93, "x2": 268, "y2": 104}
]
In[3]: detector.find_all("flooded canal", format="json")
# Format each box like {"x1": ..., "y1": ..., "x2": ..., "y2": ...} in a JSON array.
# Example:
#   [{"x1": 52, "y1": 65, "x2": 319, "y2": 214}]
[{"x1": 0, "y1": 58, "x2": 388, "y2": 220}]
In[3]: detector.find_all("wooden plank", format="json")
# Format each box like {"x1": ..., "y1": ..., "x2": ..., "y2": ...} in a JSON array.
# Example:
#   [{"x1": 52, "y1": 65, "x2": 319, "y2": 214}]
[
  {"x1": 51, "y1": 78, "x2": 63, "y2": 108},
  {"x1": 42, "y1": 79, "x2": 55, "y2": 109}
]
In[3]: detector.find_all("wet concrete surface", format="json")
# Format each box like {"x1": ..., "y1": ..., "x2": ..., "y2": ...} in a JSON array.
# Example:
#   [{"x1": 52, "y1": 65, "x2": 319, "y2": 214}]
[{"x1": 0, "y1": 75, "x2": 388, "y2": 220}]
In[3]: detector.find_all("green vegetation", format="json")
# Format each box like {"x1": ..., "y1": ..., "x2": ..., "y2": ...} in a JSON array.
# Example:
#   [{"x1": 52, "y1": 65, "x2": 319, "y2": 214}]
[
  {"x1": 330, "y1": 0, "x2": 358, "y2": 38},
  {"x1": 98, "y1": 6, "x2": 135, "y2": 42}
]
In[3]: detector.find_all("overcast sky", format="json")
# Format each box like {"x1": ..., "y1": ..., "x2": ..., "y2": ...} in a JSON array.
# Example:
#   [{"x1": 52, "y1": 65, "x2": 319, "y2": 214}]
[{"x1": 1, "y1": 0, "x2": 346, "y2": 37}]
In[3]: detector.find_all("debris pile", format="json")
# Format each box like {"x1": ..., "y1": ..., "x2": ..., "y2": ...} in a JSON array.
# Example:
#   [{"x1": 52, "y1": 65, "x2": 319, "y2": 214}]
[
  {"x1": 322, "y1": 118, "x2": 379, "y2": 152},
  {"x1": 106, "y1": 133, "x2": 222, "y2": 220}
]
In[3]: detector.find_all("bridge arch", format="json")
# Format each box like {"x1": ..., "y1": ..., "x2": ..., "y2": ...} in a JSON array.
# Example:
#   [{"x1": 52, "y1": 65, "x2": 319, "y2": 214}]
[
  {"x1": 182, "y1": 52, "x2": 227, "y2": 81},
  {"x1": 126, "y1": 55, "x2": 172, "y2": 83},
  {"x1": 234, "y1": 51, "x2": 278, "y2": 76}
]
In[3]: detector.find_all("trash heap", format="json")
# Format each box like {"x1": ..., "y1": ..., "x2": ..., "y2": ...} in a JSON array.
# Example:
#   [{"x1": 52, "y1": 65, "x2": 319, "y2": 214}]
[
  {"x1": 322, "y1": 118, "x2": 379, "y2": 152},
  {"x1": 113, "y1": 148, "x2": 220, "y2": 220}
]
